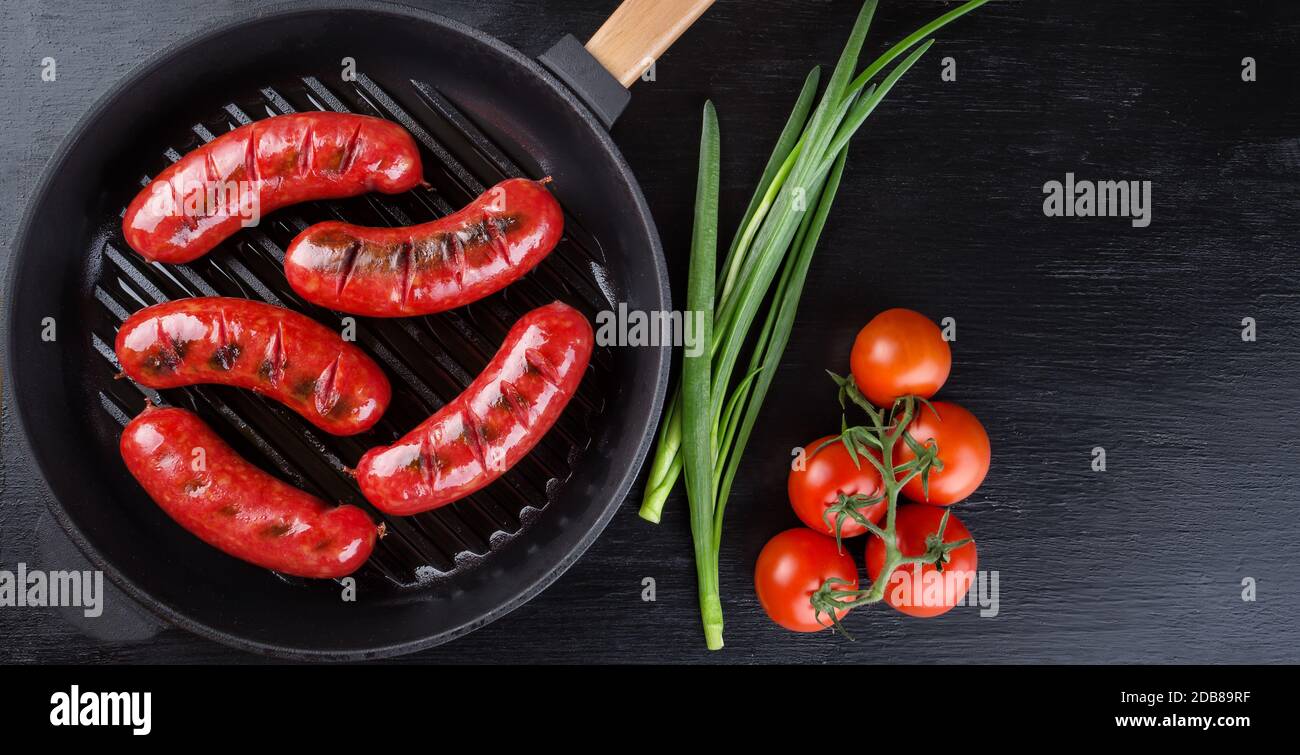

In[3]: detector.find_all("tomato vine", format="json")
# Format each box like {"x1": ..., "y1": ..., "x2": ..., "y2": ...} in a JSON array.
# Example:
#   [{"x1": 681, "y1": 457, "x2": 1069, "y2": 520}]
[{"x1": 808, "y1": 374, "x2": 972, "y2": 636}]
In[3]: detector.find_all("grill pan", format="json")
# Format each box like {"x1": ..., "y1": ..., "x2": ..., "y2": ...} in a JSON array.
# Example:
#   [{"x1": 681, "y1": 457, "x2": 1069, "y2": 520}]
[{"x1": 2, "y1": 0, "x2": 710, "y2": 658}]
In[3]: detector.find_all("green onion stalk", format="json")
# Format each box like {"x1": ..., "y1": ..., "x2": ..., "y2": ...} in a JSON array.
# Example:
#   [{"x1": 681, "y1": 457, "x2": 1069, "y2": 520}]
[
  {"x1": 643, "y1": 0, "x2": 991, "y2": 650},
  {"x1": 680, "y1": 101, "x2": 722, "y2": 649}
]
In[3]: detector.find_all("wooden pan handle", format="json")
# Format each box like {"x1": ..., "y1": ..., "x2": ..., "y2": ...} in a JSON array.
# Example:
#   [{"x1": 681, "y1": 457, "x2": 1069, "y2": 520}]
[{"x1": 585, "y1": 0, "x2": 716, "y2": 88}]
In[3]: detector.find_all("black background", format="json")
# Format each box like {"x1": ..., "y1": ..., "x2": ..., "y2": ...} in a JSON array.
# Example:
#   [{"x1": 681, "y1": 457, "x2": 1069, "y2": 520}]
[
  {"x1": 0, "y1": 665, "x2": 1280, "y2": 739},
  {"x1": 0, "y1": 665, "x2": 1280, "y2": 740},
  {"x1": 2, "y1": 0, "x2": 1299, "y2": 663}
]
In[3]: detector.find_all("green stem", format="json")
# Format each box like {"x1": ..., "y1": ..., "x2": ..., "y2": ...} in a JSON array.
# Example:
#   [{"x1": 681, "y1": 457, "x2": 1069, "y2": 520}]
[
  {"x1": 639, "y1": 68, "x2": 822, "y2": 525},
  {"x1": 645, "y1": 390, "x2": 681, "y2": 488},
  {"x1": 847, "y1": 0, "x2": 991, "y2": 92},
  {"x1": 717, "y1": 138, "x2": 803, "y2": 308},
  {"x1": 680, "y1": 102, "x2": 723, "y2": 650},
  {"x1": 638, "y1": 389, "x2": 681, "y2": 523},
  {"x1": 863, "y1": 399, "x2": 911, "y2": 601},
  {"x1": 700, "y1": 574, "x2": 725, "y2": 650},
  {"x1": 717, "y1": 66, "x2": 821, "y2": 299},
  {"x1": 815, "y1": 397, "x2": 923, "y2": 614},
  {"x1": 714, "y1": 148, "x2": 848, "y2": 541},
  {"x1": 638, "y1": 453, "x2": 681, "y2": 524}
]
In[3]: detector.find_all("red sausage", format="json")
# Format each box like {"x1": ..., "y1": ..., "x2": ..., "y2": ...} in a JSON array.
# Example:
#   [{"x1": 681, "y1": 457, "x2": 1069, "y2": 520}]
[
  {"x1": 120, "y1": 404, "x2": 379, "y2": 578},
  {"x1": 283, "y1": 178, "x2": 563, "y2": 317},
  {"x1": 123, "y1": 113, "x2": 423, "y2": 263},
  {"x1": 357, "y1": 302, "x2": 592, "y2": 515},
  {"x1": 115, "y1": 297, "x2": 391, "y2": 436}
]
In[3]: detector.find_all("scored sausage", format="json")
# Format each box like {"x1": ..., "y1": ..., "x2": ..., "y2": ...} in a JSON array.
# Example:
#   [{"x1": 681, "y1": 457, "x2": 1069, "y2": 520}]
[
  {"x1": 357, "y1": 301, "x2": 593, "y2": 515},
  {"x1": 120, "y1": 404, "x2": 379, "y2": 578},
  {"x1": 115, "y1": 297, "x2": 391, "y2": 436},
  {"x1": 283, "y1": 178, "x2": 563, "y2": 317},
  {"x1": 123, "y1": 112, "x2": 423, "y2": 263}
]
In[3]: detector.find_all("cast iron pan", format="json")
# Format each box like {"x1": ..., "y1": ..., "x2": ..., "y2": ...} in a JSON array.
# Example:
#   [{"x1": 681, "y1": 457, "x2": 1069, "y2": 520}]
[{"x1": 2, "y1": 0, "x2": 713, "y2": 659}]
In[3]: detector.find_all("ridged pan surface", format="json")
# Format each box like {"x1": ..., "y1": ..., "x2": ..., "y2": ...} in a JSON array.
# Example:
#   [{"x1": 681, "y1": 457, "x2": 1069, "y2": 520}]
[{"x1": 97, "y1": 73, "x2": 614, "y2": 588}]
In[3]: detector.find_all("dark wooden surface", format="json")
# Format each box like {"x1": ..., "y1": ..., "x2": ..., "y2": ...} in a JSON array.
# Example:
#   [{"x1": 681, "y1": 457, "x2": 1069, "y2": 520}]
[{"x1": 3, "y1": 0, "x2": 1298, "y2": 664}]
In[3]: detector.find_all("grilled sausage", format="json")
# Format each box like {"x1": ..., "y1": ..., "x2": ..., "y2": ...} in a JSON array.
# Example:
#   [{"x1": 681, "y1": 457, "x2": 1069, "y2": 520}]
[
  {"x1": 120, "y1": 404, "x2": 379, "y2": 578},
  {"x1": 123, "y1": 112, "x2": 423, "y2": 263},
  {"x1": 357, "y1": 302, "x2": 592, "y2": 515},
  {"x1": 283, "y1": 178, "x2": 563, "y2": 317},
  {"x1": 115, "y1": 297, "x2": 391, "y2": 436}
]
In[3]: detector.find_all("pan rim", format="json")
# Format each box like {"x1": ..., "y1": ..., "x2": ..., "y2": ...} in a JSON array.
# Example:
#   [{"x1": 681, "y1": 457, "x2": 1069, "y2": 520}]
[{"x1": 2, "y1": 0, "x2": 671, "y2": 661}]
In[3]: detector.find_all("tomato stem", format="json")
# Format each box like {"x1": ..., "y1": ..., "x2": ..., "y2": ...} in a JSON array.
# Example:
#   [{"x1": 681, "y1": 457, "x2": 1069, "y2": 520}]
[{"x1": 813, "y1": 389, "x2": 960, "y2": 617}]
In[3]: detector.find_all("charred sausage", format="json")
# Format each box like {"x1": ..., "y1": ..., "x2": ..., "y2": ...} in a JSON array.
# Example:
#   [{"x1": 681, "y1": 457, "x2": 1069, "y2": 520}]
[
  {"x1": 115, "y1": 297, "x2": 391, "y2": 436},
  {"x1": 123, "y1": 112, "x2": 423, "y2": 263},
  {"x1": 284, "y1": 178, "x2": 563, "y2": 317},
  {"x1": 356, "y1": 302, "x2": 592, "y2": 515},
  {"x1": 120, "y1": 404, "x2": 379, "y2": 578}
]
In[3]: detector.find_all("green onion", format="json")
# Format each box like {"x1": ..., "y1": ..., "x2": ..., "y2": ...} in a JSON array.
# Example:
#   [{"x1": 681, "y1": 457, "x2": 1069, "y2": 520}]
[
  {"x1": 718, "y1": 66, "x2": 823, "y2": 302},
  {"x1": 639, "y1": 69, "x2": 823, "y2": 524},
  {"x1": 848, "y1": 0, "x2": 991, "y2": 92},
  {"x1": 638, "y1": 0, "x2": 990, "y2": 649},
  {"x1": 716, "y1": 147, "x2": 850, "y2": 534},
  {"x1": 681, "y1": 101, "x2": 722, "y2": 649}
]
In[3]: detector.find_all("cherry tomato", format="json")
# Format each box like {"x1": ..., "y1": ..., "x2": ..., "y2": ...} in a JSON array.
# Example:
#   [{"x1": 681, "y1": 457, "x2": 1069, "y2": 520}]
[
  {"x1": 754, "y1": 528, "x2": 859, "y2": 632},
  {"x1": 866, "y1": 504, "x2": 977, "y2": 618},
  {"x1": 788, "y1": 435, "x2": 885, "y2": 539},
  {"x1": 893, "y1": 400, "x2": 990, "y2": 505},
  {"x1": 850, "y1": 308, "x2": 951, "y2": 407}
]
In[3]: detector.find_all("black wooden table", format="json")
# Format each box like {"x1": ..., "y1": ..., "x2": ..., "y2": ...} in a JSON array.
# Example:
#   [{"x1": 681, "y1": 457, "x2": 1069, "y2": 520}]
[{"x1": 2, "y1": 0, "x2": 1297, "y2": 664}]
